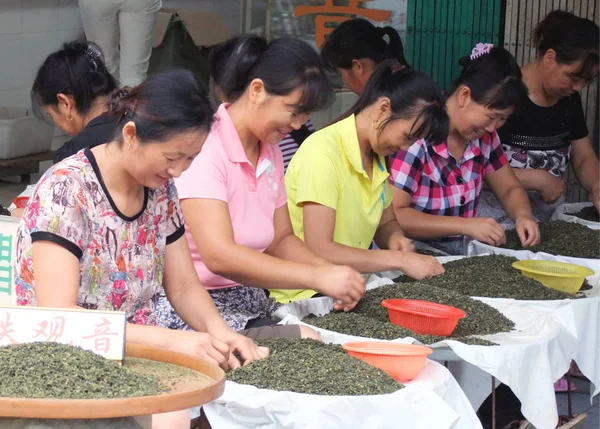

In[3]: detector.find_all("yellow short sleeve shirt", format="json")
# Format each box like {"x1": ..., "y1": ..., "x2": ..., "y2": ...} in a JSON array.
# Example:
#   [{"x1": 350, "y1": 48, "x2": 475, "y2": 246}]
[{"x1": 270, "y1": 115, "x2": 392, "y2": 303}]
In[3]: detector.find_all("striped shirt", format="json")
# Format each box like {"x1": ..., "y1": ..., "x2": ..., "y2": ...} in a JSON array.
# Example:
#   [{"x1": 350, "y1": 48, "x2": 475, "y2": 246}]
[{"x1": 278, "y1": 120, "x2": 315, "y2": 172}]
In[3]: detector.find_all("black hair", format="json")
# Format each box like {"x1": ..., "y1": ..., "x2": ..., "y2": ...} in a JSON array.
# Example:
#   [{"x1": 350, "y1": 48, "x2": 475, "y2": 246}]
[
  {"x1": 31, "y1": 41, "x2": 117, "y2": 119},
  {"x1": 209, "y1": 36, "x2": 240, "y2": 88},
  {"x1": 533, "y1": 10, "x2": 599, "y2": 81},
  {"x1": 338, "y1": 62, "x2": 448, "y2": 146},
  {"x1": 321, "y1": 18, "x2": 409, "y2": 71},
  {"x1": 452, "y1": 46, "x2": 528, "y2": 111},
  {"x1": 108, "y1": 69, "x2": 214, "y2": 145},
  {"x1": 217, "y1": 34, "x2": 333, "y2": 113}
]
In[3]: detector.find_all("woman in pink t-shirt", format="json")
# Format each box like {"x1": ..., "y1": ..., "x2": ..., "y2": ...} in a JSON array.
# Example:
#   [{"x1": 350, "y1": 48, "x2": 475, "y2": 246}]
[{"x1": 155, "y1": 35, "x2": 366, "y2": 334}]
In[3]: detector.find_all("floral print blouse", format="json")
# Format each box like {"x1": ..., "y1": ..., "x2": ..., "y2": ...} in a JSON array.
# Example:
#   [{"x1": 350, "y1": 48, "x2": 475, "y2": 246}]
[{"x1": 14, "y1": 149, "x2": 185, "y2": 325}]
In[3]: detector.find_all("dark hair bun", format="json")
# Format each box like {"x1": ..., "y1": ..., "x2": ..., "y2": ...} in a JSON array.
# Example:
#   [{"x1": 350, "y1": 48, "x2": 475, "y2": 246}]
[{"x1": 109, "y1": 88, "x2": 135, "y2": 118}]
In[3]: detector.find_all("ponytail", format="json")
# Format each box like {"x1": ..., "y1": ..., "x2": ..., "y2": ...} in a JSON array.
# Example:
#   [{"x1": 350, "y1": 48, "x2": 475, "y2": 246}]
[
  {"x1": 212, "y1": 34, "x2": 333, "y2": 113},
  {"x1": 31, "y1": 41, "x2": 117, "y2": 120},
  {"x1": 216, "y1": 35, "x2": 267, "y2": 102},
  {"x1": 452, "y1": 46, "x2": 527, "y2": 111},
  {"x1": 321, "y1": 18, "x2": 409, "y2": 71},
  {"x1": 109, "y1": 69, "x2": 214, "y2": 146},
  {"x1": 336, "y1": 62, "x2": 448, "y2": 146}
]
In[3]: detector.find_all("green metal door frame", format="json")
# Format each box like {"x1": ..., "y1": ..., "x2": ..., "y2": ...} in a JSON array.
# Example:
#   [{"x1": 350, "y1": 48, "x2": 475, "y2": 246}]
[{"x1": 405, "y1": 0, "x2": 505, "y2": 90}]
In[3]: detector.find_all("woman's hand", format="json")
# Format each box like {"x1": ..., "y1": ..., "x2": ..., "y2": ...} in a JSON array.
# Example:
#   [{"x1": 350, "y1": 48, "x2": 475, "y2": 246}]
[
  {"x1": 534, "y1": 170, "x2": 565, "y2": 203},
  {"x1": 395, "y1": 252, "x2": 445, "y2": 280},
  {"x1": 465, "y1": 217, "x2": 506, "y2": 246},
  {"x1": 209, "y1": 326, "x2": 270, "y2": 368},
  {"x1": 593, "y1": 186, "x2": 600, "y2": 212},
  {"x1": 165, "y1": 330, "x2": 234, "y2": 370},
  {"x1": 515, "y1": 215, "x2": 541, "y2": 247},
  {"x1": 387, "y1": 231, "x2": 416, "y2": 253},
  {"x1": 311, "y1": 265, "x2": 366, "y2": 310}
]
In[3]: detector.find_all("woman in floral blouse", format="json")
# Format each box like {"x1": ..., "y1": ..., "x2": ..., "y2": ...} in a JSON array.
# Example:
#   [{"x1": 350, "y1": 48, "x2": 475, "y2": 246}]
[{"x1": 14, "y1": 69, "x2": 267, "y2": 429}]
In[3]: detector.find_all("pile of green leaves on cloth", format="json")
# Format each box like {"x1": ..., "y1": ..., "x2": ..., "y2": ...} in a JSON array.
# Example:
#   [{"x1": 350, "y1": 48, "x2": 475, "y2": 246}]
[
  {"x1": 227, "y1": 338, "x2": 402, "y2": 395},
  {"x1": 503, "y1": 221, "x2": 600, "y2": 259},
  {"x1": 306, "y1": 281, "x2": 513, "y2": 345}
]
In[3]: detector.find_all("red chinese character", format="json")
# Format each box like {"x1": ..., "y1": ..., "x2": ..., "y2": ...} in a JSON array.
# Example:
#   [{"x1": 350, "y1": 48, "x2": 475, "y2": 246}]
[
  {"x1": 0, "y1": 312, "x2": 18, "y2": 345},
  {"x1": 294, "y1": 0, "x2": 392, "y2": 47},
  {"x1": 33, "y1": 316, "x2": 66, "y2": 342},
  {"x1": 82, "y1": 317, "x2": 119, "y2": 354}
]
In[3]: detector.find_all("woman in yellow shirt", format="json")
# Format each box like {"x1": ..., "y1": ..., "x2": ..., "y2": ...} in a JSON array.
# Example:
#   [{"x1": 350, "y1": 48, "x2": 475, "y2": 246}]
[{"x1": 272, "y1": 64, "x2": 448, "y2": 303}]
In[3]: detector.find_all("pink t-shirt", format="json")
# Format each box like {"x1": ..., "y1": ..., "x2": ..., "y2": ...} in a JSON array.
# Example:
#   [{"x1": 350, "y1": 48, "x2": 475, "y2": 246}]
[{"x1": 175, "y1": 104, "x2": 287, "y2": 289}]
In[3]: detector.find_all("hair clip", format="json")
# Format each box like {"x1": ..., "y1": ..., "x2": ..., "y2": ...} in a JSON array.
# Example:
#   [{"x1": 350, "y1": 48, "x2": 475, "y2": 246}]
[
  {"x1": 470, "y1": 43, "x2": 494, "y2": 60},
  {"x1": 391, "y1": 63, "x2": 405, "y2": 73}
]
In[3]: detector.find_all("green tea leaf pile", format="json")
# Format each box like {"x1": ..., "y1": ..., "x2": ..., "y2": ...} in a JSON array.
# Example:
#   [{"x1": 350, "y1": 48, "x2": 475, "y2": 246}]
[
  {"x1": 304, "y1": 311, "x2": 496, "y2": 346},
  {"x1": 227, "y1": 338, "x2": 402, "y2": 395},
  {"x1": 353, "y1": 282, "x2": 515, "y2": 338},
  {"x1": 503, "y1": 221, "x2": 600, "y2": 259},
  {"x1": 0, "y1": 342, "x2": 167, "y2": 399},
  {"x1": 425, "y1": 255, "x2": 575, "y2": 300},
  {"x1": 566, "y1": 206, "x2": 600, "y2": 223}
]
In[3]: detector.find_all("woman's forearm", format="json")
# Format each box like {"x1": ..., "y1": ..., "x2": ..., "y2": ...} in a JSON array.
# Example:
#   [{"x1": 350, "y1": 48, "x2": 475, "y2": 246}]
[
  {"x1": 206, "y1": 242, "x2": 317, "y2": 290},
  {"x1": 267, "y1": 233, "x2": 331, "y2": 267},
  {"x1": 512, "y1": 169, "x2": 544, "y2": 191},
  {"x1": 307, "y1": 238, "x2": 410, "y2": 273},
  {"x1": 394, "y1": 207, "x2": 468, "y2": 239},
  {"x1": 498, "y1": 185, "x2": 533, "y2": 220}
]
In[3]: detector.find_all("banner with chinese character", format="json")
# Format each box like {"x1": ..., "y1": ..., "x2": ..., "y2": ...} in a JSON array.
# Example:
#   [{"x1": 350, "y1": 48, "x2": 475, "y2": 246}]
[
  {"x1": 0, "y1": 306, "x2": 126, "y2": 360},
  {"x1": 0, "y1": 215, "x2": 19, "y2": 306}
]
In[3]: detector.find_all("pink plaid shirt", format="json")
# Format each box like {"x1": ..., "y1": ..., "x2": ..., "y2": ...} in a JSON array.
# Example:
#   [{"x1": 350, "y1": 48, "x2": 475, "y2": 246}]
[{"x1": 389, "y1": 131, "x2": 507, "y2": 218}]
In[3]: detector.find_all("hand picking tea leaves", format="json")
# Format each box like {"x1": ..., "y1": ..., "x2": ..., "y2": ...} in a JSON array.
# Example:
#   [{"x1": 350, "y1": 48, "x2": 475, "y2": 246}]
[
  {"x1": 227, "y1": 338, "x2": 402, "y2": 395},
  {"x1": 427, "y1": 255, "x2": 575, "y2": 300},
  {"x1": 566, "y1": 206, "x2": 600, "y2": 223},
  {"x1": 353, "y1": 283, "x2": 515, "y2": 338},
  {"x1": 503, "y1": 221, "x2": 600, "y2": 259},
  {"x1": 0, "y1": 342, "x2": 167, "y2": 399},
  {"x1": 304, "y1": 311, "x2": 497, "y2": 346}
]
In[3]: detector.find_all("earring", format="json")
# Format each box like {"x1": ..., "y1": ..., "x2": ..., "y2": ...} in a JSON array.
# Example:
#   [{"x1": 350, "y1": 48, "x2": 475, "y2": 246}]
[
  {"x1": 67, "y1": 115, "x2": 73, "y2": 121},
  {"x1": 372, "y1": 120, "x2": 379, "y2": 129},
  {"x1": 127, "y1": 142, "x2": 132, "y2": 150}
]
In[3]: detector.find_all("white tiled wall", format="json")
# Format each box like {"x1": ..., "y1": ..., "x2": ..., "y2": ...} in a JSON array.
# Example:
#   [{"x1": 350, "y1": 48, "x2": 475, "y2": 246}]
[{"x1": 0, "y1": 0, "x2": 241, "y2": 110}]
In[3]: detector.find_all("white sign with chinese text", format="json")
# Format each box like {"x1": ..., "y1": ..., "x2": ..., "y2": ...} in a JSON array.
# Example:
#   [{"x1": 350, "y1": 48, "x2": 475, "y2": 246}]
[
  {"x1": 0, "y1": 305, "x2": 126, "y2": 360},
  {"x1": 0, "y1": 215, "x2": 19, "y2": 306}
]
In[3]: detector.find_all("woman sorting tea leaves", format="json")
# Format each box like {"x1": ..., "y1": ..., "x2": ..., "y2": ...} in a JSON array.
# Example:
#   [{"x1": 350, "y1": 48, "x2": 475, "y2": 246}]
[
  {"x1": 10, "y1": 41, "x2": 118, "y2": 218},
  {"x1": 389, "y1": 45, "x2": 541, "y2": 255},
  {"x1": 478, "y1": 11, "x2": 600, "y2": 226},
  {"x1": 320, "y1": 18, "x2": 409, "y2": 95},
  {"x1": 14, "y1": 70, "x2": 268, "y2": 429},
  {"x1": 154, "y1": 35, "x2": 366, "y2": 335},
  {"x1": 273, "y1": 65, "x2": 447, "y2": 304},
  {"x1": 209, "y1": 36, "x2": 316, "y2": 173}
]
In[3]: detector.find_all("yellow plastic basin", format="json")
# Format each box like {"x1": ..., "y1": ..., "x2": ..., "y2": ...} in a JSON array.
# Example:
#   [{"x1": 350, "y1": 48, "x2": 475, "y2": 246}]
[{"x1": 512, "y1": 260, "x2": 595, "y2": 294}]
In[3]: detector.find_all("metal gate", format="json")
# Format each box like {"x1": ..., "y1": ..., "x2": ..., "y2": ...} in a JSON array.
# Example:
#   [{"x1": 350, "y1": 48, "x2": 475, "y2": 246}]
[{"x1": 404, "y1": 0, "x2": 504, "y2": 91}]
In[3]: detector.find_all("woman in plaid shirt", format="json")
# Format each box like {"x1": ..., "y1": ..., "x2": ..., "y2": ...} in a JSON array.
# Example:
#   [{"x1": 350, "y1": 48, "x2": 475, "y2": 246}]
[{"x1": 389, "y1": 45, "x2": 541, "y2": 255}]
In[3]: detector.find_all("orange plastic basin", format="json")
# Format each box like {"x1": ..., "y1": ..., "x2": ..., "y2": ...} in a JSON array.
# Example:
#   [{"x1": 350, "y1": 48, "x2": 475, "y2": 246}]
[
  {"x1": 382, "y1": 299, "x2": 466, "y2": 336},
  {"x1": 343, "y1": 341, "x2": 432, "y2": 382},
  {"x1": 12, "y1": 196, "x2": 30, "y2": 208}
]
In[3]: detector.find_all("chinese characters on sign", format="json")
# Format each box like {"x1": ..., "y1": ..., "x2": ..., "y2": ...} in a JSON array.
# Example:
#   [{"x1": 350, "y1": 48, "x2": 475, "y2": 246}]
[
  {"x1": 294, "y1": 0, "x2": 392, "y2": 47},
  {"x1": 0, "y1": 306, "x2": 126, "y2": 360},
  {"x1": 82, "y1": 317, "x2": 120, "y2": 354}
]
